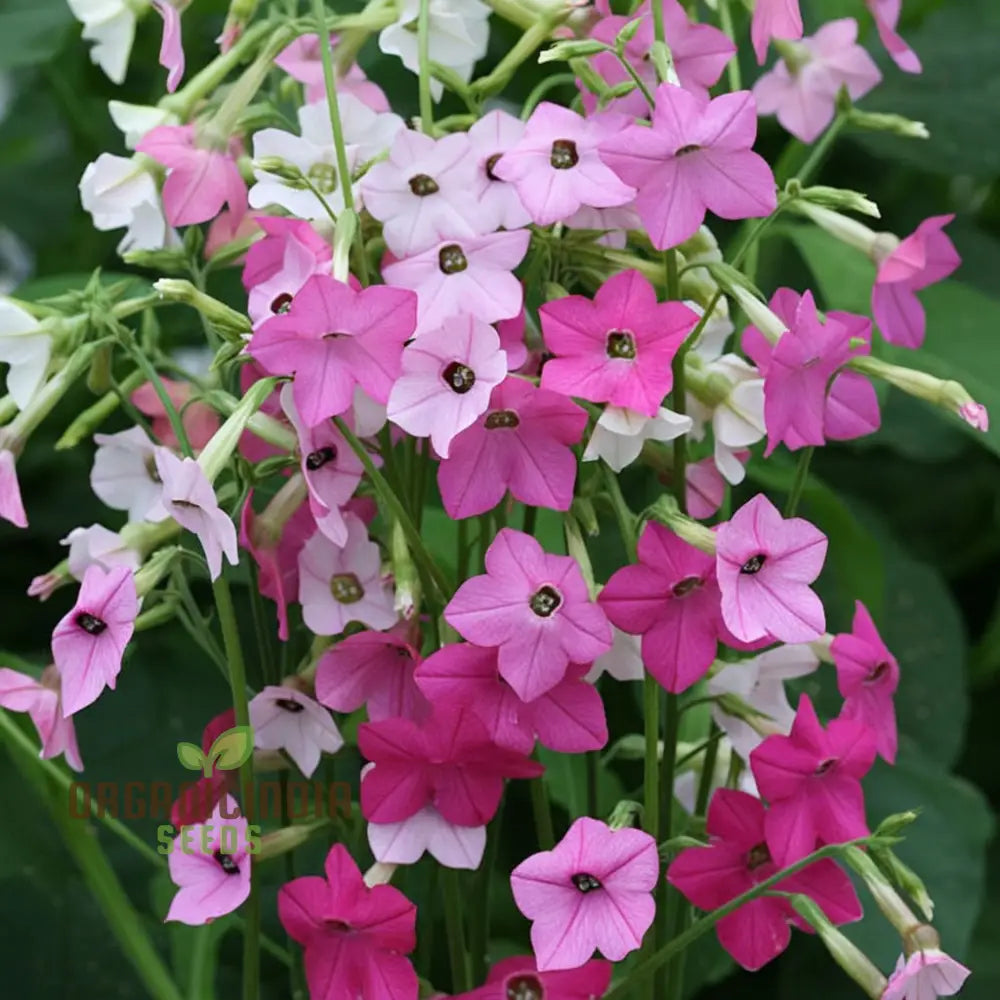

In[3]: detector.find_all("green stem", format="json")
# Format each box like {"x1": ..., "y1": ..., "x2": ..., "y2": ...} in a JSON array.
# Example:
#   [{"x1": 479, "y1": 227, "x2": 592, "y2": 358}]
[
  {"x1": 614, "y1": 50, "x2": 657, "y2": 109},
  {"x1": 666, "y1": 248, "x2": 689, "y2": 512},
  {"x1": 522, "y1": 504, "x2": 537, "y2": 537},
  {"x1": 469, "y1": 795, "x2": 505, "y2": 982},
  {"x1": 643, "y1": 677, "x2": 660, "y2": 841},
  {"x1": 675, "y1": 728, "x2": 726, "y2": 770},
  {"x1": 717, "y1": 0, "x2": 741, "y2": 92},
  {"x1": 530, "y1": 773, "x2": 556, "y2": 850},
  {"x1": 694, "y1": 724, "x2": 720, "y2": 816},
  {"x1": 792, "y1": 112, "x2": 847, "y2": 186},
  {"x1": 784, "y1": 446, "x2": 814, "y2": 518},
  {"x1": 417, "y1": 0, "x2": 435, "y2": 134},
  {"x1": 442, "y1": 869, "x2": 472, "y2": 991},
  {"x1": 601, "y1": 463, "x2": 638, "y2": 562}
]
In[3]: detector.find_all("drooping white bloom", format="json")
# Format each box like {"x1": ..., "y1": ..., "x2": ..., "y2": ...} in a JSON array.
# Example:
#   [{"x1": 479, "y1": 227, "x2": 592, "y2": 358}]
[
  {"x1": 583, "y1": 405, "x2": 693, "y2": 473},
  {"x1": 90, "y1": 427, "x2": 168, "y2": 523},
  {"x1": 61, "y1": 525, "x2": 141, "y2": 581},
  {"x1": 0, "y1": 299, "x2": 50, "y2": 410},
  {"x1": 368, "y1": 804, "x2": 487, "y2": 869},
  {"x1": 66, "y1": 0, "x2": 146, "y2": 85},
  {"x1": 249, "y1": 685, "x2": 344, "y2": 778},
  {"x1": 585, "y1": 628, "x2": 644, "y2": 683},
  {"x1": 108, "y1": 100, "x2": 179, "y2": 149},
  {"x1": 883, "y1": 949, "x2": 970, "y2": 1000}
]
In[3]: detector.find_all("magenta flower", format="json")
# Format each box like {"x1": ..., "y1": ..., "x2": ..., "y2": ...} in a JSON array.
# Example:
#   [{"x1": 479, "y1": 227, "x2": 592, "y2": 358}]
[
  {"x1": 358, "y1": 704, "x2": 543, "y2": 825},
  {"x1": 715, "y1": 493, "x2": 827, "y2": 644},
  {"x1": 600, "y1": 84, "x2": 776, "y2": 250},
  {"x1": 249, "y1": 274, "x2": 417, "y2": 426},
  {"x1": 466, "y1": 109, "x2": 532, "y2": 231},
  {"x1": 249, "y1": 685, "x2": 343, "y2": 778},
  {"x1": 599, "y1": 521, "x2": 728, "y2": 693},
  {"x1": 51, "y1": 564, "x2": 137, "y2": 716},
  {"x1": 510, "y1": 816, "x2": 658, "y2": 970},
  {"x1": 753, "y1": 19, "x2": 881, "y2": 143},
  {"x1": 387, "y1": 314, "x2": 508, "y2": 459},
  {"x1": 136, "y1": 125, "x2": 245, "y2": 227},
  {"x1": 751, "y1": 694, "x2": 877, "y2": 866},
  {"x1": 368, "y1": 804, "x2": 487, "y2": 870},
  {"x1": 751, "y1": 0, "x2": 803, "y2": 64},
  {"x1": 490, "y1": 102, "x2": 635, "y2": 226},
  {"x1": 445, "y1": 528, "x2": 613, "y2": 702},
  {"x1": 668, "y1": 789, "x2": 862, "y2": 970},
  {"x1": 152, "y1": 0, "x2": 184, "y2": 93},
  {"x1": 414, "y1": 643, "x2": 608, "y2": 754},
  {"x1": 540, "y1": 270, "x2": 697, "y2": 416},
  {"x1": 0, "y1": 449, "x2": 27, "y2": 528},
  {"x1": 686, "y1": 456, "x2": 728, "y2": 520},
  {"x1": 275, "y1": 34, "x2": 389, "y2": 109},
  {"x1": 315, "y1": 625, "x2": 429, "y2": 722},
  {"x1": 437, "y1": 377, "x2": 586, "y2": 518},
  {"x1": 0, "y1": 665, "x2": 83, "y2": 770},
  {"x1": 866, "y1": 0, "x2": 921, "y2": 74},
  {"x1": 455, "y1": 955, "x2": 613, "y2": 1000},
  {"x1": 155, "y1": 449, "x2": 239, "y2": 582},
  {"x1": 279, "y1": 843, "x2": 418, "y2": 1000},
  {"x1": 166, "y1": 796, "x2": 252, "y2": 925},
  {"x1": 872, "y1": 215, "x2": 960, "y2": 349},
  {"x1": 883, "y1": 949, "x2": 971, "y2": 1000},
  {"x1": 831, "y1": 601, "x2": 900, "y2": 763},
  {"x1": 382, "y1": 230, "x2": 530, "y2": 335},
  {"x1": 298, "y1": 514, "x2": 396, "y2": 636}
]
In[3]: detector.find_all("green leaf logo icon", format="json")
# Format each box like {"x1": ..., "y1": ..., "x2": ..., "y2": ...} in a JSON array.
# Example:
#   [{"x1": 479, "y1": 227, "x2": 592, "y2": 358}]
[
  {"x1": 177, "y1": 741, "x2": 207, "y2": 773},
  {"x1": 208, "y1": 725, "x2": 254, "y2": 772}
]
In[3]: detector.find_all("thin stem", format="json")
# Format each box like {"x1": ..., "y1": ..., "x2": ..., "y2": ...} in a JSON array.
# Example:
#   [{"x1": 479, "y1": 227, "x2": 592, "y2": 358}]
[
  {"x1": 601, "y1": 463, "x2": 638, "y2": 562},
  {"x1": 717, "y1": 0, "x2": 741, "y2": 91},
  {"x1": 665, "y1": 249, "x2": 689, "y2": 512},
  {"x1": 784, "y1": 446, "x2": 814, "y2": 517},
  {"x1": 469, "y1": 795, "x2": 505, "y2": 982},
  {"x1": 643, "y1": 677, "x2": 660, "y2": 841},
  {"x1": 614, "y1": 50, "x2": 657, "y2": 109},
  {"x1": 694, "y1": 723, "x2": 721, "y2": 817},
  {"x1": 530, "y1": 773, "x2": 556, "y2": 850},
  {"x1": 417, "y1": 0, "x2": 435, "y2": 134},
  {"x1": 660, "y1": 694, "x2": 679, "y2": 840},
  {"x1": 522, "y1": 504, "x2": 537, "y2": 537},
  {"x1": 794, "y1": 112, "x2": 847, "y2": 186},
  {"x1": 442, "y1": 869, "x2": 472, "y2": 992},
  {"x1": 675, "y1": 728, "x2": 726, "y2": 770}
]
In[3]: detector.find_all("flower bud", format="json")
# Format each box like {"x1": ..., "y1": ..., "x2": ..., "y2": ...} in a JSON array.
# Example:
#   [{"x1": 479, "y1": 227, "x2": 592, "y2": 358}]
[
  {"x1": 56, "y1": 370, "x2": 146, "y2": 450},
  {"x1": 786, "y1": 181, "x2": 881, "y2": 219},
  {"x1": 847, "y1": 108, "x2": 930, "y2": 139},
  {"x1": 134, "y1": 599, "x2": 180, "y2": 632},
  {"x1": 607, "y1": 799, "x2": 643, "y2": 830},
  {"x1": 253, "y1": 474, "x2": 309, "y2": 549},
  {"x1": 724, "y1": 281, "x2": 787, "y2": 345},
  {"x1": 538, "y1": 38, "x2": 608, "y2": 63},
  {"x1": 792, "y1": 201, "x2": 894, "y2": 260},
  {"x1": 646, "y1": 496, "x2": 717, "y2": 554},
  {"x1": 152, "y1": 279, "x2": 251, "y2": 340},
  {"x1": 255, "y1": 820, "x2": 330, "y2": 863},
  {"x1": 390, "y1": 516, "x2": 421, "y2": 619},
  {"x1": 364, "y1": 861, "x2": 398, "y2": 887},
  {"x1": 603, "y1": 734, "x2": 647, "y2": 763},
  {"x1": 134, "y1": 545, "x2": 182, "y2": 597},
  {"x1": 870, "y1": 845, "x2": 934, "y2": 921},
  {"x1": 844, "y1": 845, "x2": 921, "y2": 937}
]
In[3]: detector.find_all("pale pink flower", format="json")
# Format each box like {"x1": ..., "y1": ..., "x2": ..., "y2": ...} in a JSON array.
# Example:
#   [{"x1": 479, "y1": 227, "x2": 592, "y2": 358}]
[
  {"x1": 275, "y1": 34, "x2": 389, "y2": 109},
  {"x1": 0, "y1": 665, "x2": 83, "y2": 770},
  {"x1": 466, "y1": 109, "x2": 532, "y2": 231},
  {"x1": 152, "y1": 0, "x2": 184, "y2": 93},
  {"x1": 585, "y1": 628, "x2": 644, "y2": 683},
  {"x1": 882, "y1": 949, "x2": 971, "y2": 1000},
  {"x1": 958, "y1": 402, "x2": 989, "y2": 432},
  {"x1": 0, "y1": 449, "x2": 27, "y2": 528},
  {"x1": 131, "y1": 377, "x2": 219, "y2": 451},
  {"x1": 751, "y1": 0, "x2": 803, "y2": 65},
  {"x1": 61, "y1": 525, "x2": 140, "y2": 580},
  {"x1": 249, "y1": 686, "x2": 343, "y2": 778},
  {"x1": 368, "y1": 804, "x2": 487, "y2": 871},
  {"x1": 91, "y1": 427, "x2": 168, "y2": 523},
  {"x1": 866, "y1": 0, "x2": 921, "y2": 74}
]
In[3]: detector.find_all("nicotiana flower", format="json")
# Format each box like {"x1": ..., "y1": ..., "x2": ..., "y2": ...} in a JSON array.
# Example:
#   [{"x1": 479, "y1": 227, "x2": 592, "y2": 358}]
[
  {"x1": 171, "y1": 709, "x2": 236, "y2": 827},
  {"x1": 51, "y1": 564, "x2": 138, "y2": 716},
  {"x1": 386, "y1": 314, "x2": 508, "y2": 459},
  {"x1": 0, "y1": 450, "x2": 27, "y2": 529},
  {"x1": 132, "y1": 377, "x2": 219, "y2": 451},
  {"x1": 465, "y1": 109, "x2": 532, "y2": 232},
  {"x1": 62, "y1": 525, "x2": 140, "y2": 581},
  {"x1": 751, "y1": 694, "x2": 877, "y2": 866},
  {"x1": 751, "y1": 0, "x2": 803, "y2": 65},
  {"x1": 585, "y1": 627, "x2": 644, "y2": 683},
  {"x1": 249, "y1": 685, "x2": 343, "y2": 778},
  {"x1": 437, "y1": 377, "x2": 587, "y2": 518},
  {"x1": 491, "y1": 102, "x2": 634, "y2": 227},
  {"x1": 367, "y1": 803, "x2": 488, "y2": 871},
  {"x1": 378, "y1": 0, "x2": 490, "y2": 102},
  {"x1": 91, "y1": 427, "x2": 168, "y2": 523},
  {"x1": 275, "y1": 34, "x2": 389, "y2": 109},
  {"x1": 872, "y1": 215, "x2": 960, "y2": 349},
  {"x1": 154, "y1": 449, "x2": 238, "y2": 581},
  {"x1": 540, "y1": 270, "x2": 698, "y2": 416},
  {"x1": 582, "y1": 405, "x2": 693, "y2": 473},
  {"x1": 446, "y1": 529, "x2": 613, "y2": 702},
  {"x1": 510, "y1": 816, "x2": 659, "y2": 970},
  {"x1": 668, "y1": 788, "x2": 862, "y2": 970},
  {"x1": 882, "y1": 949, "x2": 971, "y2": 1000},
  {"x1": 107, "y1": 101, "x2": 178, "y2": 150},
  {"x1": 454, "y1": 955, "x2": 613, "y2": 1000},
  {"x1": 601, "y1": 84, "x2": 776, "y2": 250},
  {"x1": 866, "y1": 0, "x2": 921, "y2": 74},
  {"x1": 715, "y1": 493, "x2": 827, "y2": 644},
  {"x1": 166, "y1": 796, "x2": 252, "y2": 925},
  {"x1": 298, "y1": 513, "x2": 396, "y2": 635},
  {"x1": 0, "y1": 665, "x2": 83, "y2": 770},
  {"x1": 278, "y1": 843, "x2": 418, "y2": 1000},
  {"x1": 687, "y1": 456, "x2": 731, "y2": 520},
  {"x1": 67, "y1": 0, "x2": 141, "y2": 84},
  {"x1": 0, "y1": 297, "x2": 51, "y2": 410},
  {"x1": 831, "y1": 601, "x2": 900, "y2": 763},
  {"x1": 151, "y1": 0, "x2": 184, "y2": 93}
]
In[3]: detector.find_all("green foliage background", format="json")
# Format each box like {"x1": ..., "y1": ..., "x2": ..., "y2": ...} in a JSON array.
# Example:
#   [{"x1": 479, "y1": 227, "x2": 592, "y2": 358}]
[{"x1": 0, "y1": 0, "x2": 997, "y2": 997}]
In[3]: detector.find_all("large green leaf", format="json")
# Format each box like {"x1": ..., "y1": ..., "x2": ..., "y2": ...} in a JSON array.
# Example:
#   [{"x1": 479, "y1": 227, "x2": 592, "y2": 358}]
[
  {"x1": 783, "y1": 224, "x2": 876, "y2": 315},
  {"x1": 0, "y1": 0, "x2": 75, "y2": 69}
]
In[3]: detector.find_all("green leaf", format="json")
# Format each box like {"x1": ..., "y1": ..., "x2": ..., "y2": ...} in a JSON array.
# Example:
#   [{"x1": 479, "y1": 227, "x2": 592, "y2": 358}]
[
  {"x1": 536, "y1": 747, "x2": 624, "y2": 821},
  {"x1": 207, "y1": 725, "x2": 254, "y2": 772},
  {"x1": 175, "y1": 741, "x2": 206, "y2": 773},
  {"x1": 0, "y1": 0, "x2": 74, "y2": 70},
  {"x1": 782, "y1": 224, "x2": 875, "y2": 314}
]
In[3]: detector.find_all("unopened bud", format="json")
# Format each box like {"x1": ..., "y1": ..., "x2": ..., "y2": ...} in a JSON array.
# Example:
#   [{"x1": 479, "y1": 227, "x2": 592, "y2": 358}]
[
  {"x1": 570, "y1": 496, "x2": 599, "y2": 536},
  {"x1": 539, "y1": 38, "x2": 608, "y2": 63},
  {"x1": 152, "y1": 279, "x2": 251, "y2": 340},
  {"x1": 646, "y1": 496, "x2": 717, "y2": 554},
  {"x1": 792, "y1": 201, "x2": 890, "y2": 260},
  {"x1": 607, "y1": 799, "x2": 643, "y2": 830},
  {"x1": 197, "y1": 377, "x2": 283, "y2": 483},
  {"x1": 870, "y1": 845, "x2": 934, "y2": 921},
  {"x1": 134, "y1": 545, "x2": 182, "y2": 596},
  {"x1": 847, "y1": 108, "x2": 929, "y2": 139},
  {"x1": 844, "y1": 845, "x2": 921, "y2": 938},
  {"x1": 390, "y1": 516, "x2": 421, "y2": 619},
  {"x1": 122, "y1": 246, "x2": 190, "y2": 274},
  {"x1": 786, "y1": 182, "x2": 881, "y2": 219},
  {"x1": 256, "y1": 819, "x2": 330, "y2": 862},
  {"x1": 134, "y1": 599, "x2": 179, "y2": 632},
  {"x1": 724, "y1": 281, "x2": 786, "y2": 345},
  {"x1": 615, "y1": 18, "x2": 642, "y2": 49},
  {"x1": 603, "y1": 734, "x2": 647, "y2": 763}
]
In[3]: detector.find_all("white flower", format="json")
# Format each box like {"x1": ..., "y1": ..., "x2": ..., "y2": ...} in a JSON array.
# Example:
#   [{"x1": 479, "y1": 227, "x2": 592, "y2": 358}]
[
  {"x1": 0, "y1": 299, "x2": 50, "y2": 410},
  {"x1": 90, "y1": 427, "x2": 168, "y2": 523},
  {"x1": 674, "y1": 739, "x2": 758, "y2": 815},
  {"x1": 583, "y1": 405, "x2": 693, "y2": 473},
  {"x1": 378, "y1": 0, "x2": 490, "y2": 102},
  {"x1": 249, "y1": 686, "x2": 344, "y2": 778},
  {"x1": 368, "y1": 803, "x2": 487, "y2": 870},
  {"x1": 66, "y1": 0, "x2": 145, "y2": 85},
  {"x1": 79, "y1": 153, "x2": 175, "y2": 253},
  {"x1": 61, "y1": 525, "x2": 141, "y2": 580},
  {"x1": 108, "y1": 101, "x2": 179, "y2": 149},
  {"x1": 585, "y1": 627, "x2": 644, "y2": 683}
]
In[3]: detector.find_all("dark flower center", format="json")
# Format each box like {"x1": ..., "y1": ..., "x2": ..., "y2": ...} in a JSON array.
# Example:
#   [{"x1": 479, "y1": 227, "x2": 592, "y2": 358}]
[
  {"x1": 442, "y1": 361, "x2": 476, "y2": 394},
  {"x1": 214, "y1": 850, "x2": 241, "y2": 875},
  {"x1": 322, "y1": 330, "x2": 349, "y2": 340},
  {"x1": 485, "y1": 153, "x2": 503, "y2": 181},
  {"x1": 485, "y1": 409, "x2": 520, "y2": 429},
  {"x1": 324, "y1": 919, "x2": 352, "y2": 933},
  {"x1": 606, "y1": 330, "x2": 637, "y2": 359},
  {"x1": 305, "y1": 446, "x2": 337, "y2": 470},
  {"x1": 330, "y1": 573, "x2": 364, "y2": 604},
  {"x1": 270, "y1": 292, "x2": 294, "y2": 314},
  {"x1": 740, "y1": 554, "x2": 766, "y2": 575},
  {"x1": 550, "y1": 139, "x2": 579, "y2": 169},
  {"x1": 672, "y1": 576, "x2": 703, "y2": 598},
  {"x1": 530, "y1": 585, "x2": 562, "y2": 618},
  {"x1": 276, "y1": 697, "x2": 305, "y2": 713},
  {"x1": 439, "y1": 243, "x2": 468, "y2": 274},
  {"x1": 867, "y1": 661, "x2": 890, "y2": 684},
  {"x1": 676, "y1": 144, "x2": 701, "y2": 156},
  {"x1": 408, "y1": 173, "x2": 440, "y2": 196},
  {"x1": 814, "y1": 757, "x2": 838, "y2": 776},
  {"x1": 571, "y1": 872, "x2": 602, "y2": 892},
  {"x1": 76, "y1": 612, "x2": 108, "y2": 636},
  {"x1": 507, "y1": 975, "x2": 545, "y2": 1000},
  {"x1": 746, "y1": 842, "x2": 771, "y2": 871},
  {"x1": 144, "y1": 454, "x2": 162, "y2": 484}
]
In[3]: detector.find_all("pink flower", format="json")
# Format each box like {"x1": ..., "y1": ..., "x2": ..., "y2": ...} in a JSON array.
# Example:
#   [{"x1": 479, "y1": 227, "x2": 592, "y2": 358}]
[
  {"x1": 751, "y1": 0, "x2": 803, "y2": 65},
  {"x1": 0, "y1": 449, "x2": 27, "y2": 528},
  {"x1": 278, "y1": 843, "x2": 418, "y2": 1000},
  {"x1": 466, "y1": 109, "x2": 532, "y2": 231},
  {"x1": 496, "y1": 308, "x2": 530, "y2": 371},
  {"x1": 866, "y1": 0, "x2": 921, "y2": 75},
  {"x1": 686, "y1": 457, "x2": 727, "y2": 520},
  {"x1": 51, "y1": 564, "x2": 137, "y2": 716},
  {"x1": 414, "y1": 643, "x2": 608, "y2": 754},
  {"x1": 316, "y1": 625, "x2": 428, "y2": 722},
  {"x1": 155, "y1": 449, "x2": 239, "y2": 582},
  {"x1": 600, "y1": 84, "x2": 776, "y2": 250},
  {"x1": 539, "y1": 270, "x2": 698, "y2": 416},
  {"x1": 0, "y1": 665, "x2": 83, "y2": 770},
  {"x1": 62, "y1": 524, "x2": 140, "y2": 580},
  {"x1": 166, "y1": 796, "x2": 251, "y2": 924},
  {"x1": 275, "y1": 34, "x2": 389, "y2": 109},
  {"x1": 171, "y1": 709, "x2": 236, "y2": 826},
  {"x1": 137, "y1": 125, "x2": 246, "y2": 227},
  {"x1": 152, "y1": 0, "x2": 185, "y2": 94},
  {"x1": 249, "y1": 685, "x2": 343, "y2": 778},
  {"x1": 368, "y1": 804, "x2": 487, "y2": 870},
  {"x1": 490, "y1": 102, "x2": 634, "y2": 226},
  {"x1": 387, "y1": 314, "x2": 508, "y2": 459},
  {"x1": 455, "y1": 955, "x2": 613, "y2": 1000},
  {"x1": 437, "y1": 377, "x2": 586, "y2": 518},
  {"x1": 872, "y1": 215, "x2": 960, "y2": 349},
  {"x1": 91, "y1": 427, "x2": 168, "y2": 523},
  {"x1": 358, "y1": 705, "x2": 543, "y2": 825},
  {"x1": 668, "y1": 789, "x2": 862, "y2": 970},
  {"x1": 382, "y1": 230, "x2": 530, "y2": 335},
  {"x1": 883, "y1": 949, "x2": 971, "y2": 1000},
  {"x1": 831, "y1": 601, "x2": 900, "y2": 763},
  {"x1": 715, "y1": 493, "x2": 827, "y2": 644},
  {"x1": 753, "y1": 19, "x2": 881, "y2": 143},
  {"x1": 510, "y1": 816, "x2": 658, "y2": 970},
  {"x1": 584, "y1": 1, "x2": 735, "y2": 116},
  {"x1": 750, "y1": 694, "x2": 876, "y2": 866},
  {"x1": 249, "y1": 274, "x2": 416, "y2": 426},
  {"x1": 445, "y1": 528, "x2": 613, "y2": 702},
  {"x1": 959, "y1": 402, "x2": 989, "y2": 432},
  {"x1": 599, "y1": 521, "x2": 727, "y2": 693},
  {"x1": 298, "y1": 513, "x2": 396, "y2": 635},
  {"x1": 131, "y1": 378, "x2": 219, "y2": 451}
]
